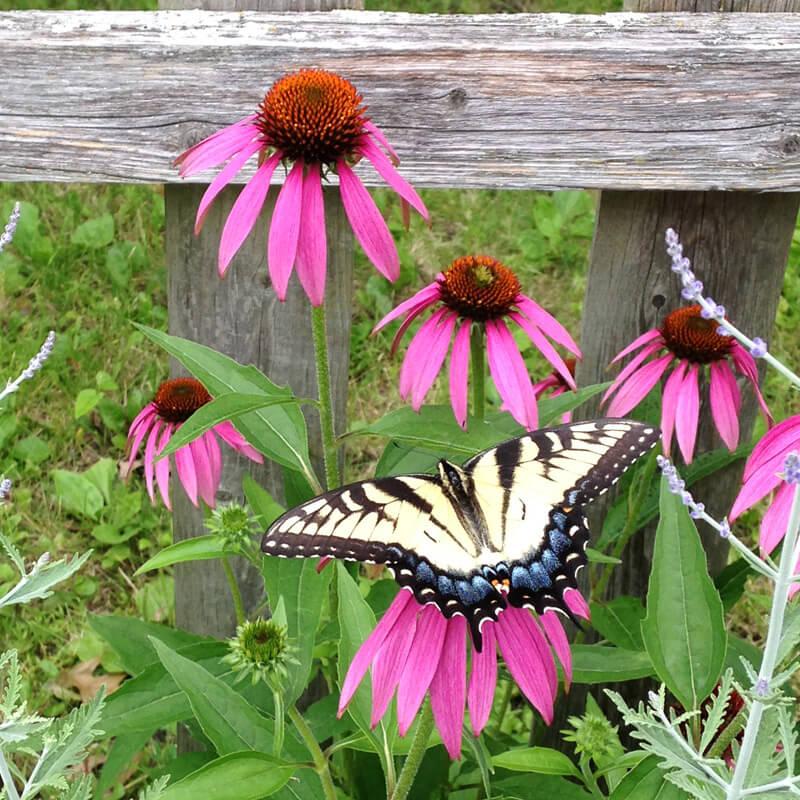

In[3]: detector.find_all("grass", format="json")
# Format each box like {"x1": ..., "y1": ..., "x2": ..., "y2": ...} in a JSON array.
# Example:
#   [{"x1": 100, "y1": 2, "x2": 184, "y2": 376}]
[{"x1": 1, "y1": 0, "x2": 799, "y2": 795}]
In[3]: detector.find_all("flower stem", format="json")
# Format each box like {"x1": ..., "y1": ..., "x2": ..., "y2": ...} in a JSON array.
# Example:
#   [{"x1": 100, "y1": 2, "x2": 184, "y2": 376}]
[
  {"x1": 726, "y1": 484, "x2": 800, "y2": 800},
  {"x1": 288, "y1": 704, "x2": 338, "y2": 800},
  {"x1": 222, "y1": 556, "x2": 245, "y2": 627},
  {"x1": 311, "y1": 303, "x2": 341, "y2": 491},
  {"x1": 272, "y1": 687, "x2": 285, "y2": 758},
  {"x1": 0, "y1": 749, "x2": 20, "y2": 800},
  {"x1": 471, "y1": 324, "x2": 485, "y2": 422},
  {"x1": 390, "y1": 703, "x2": 434, "y2": 800}
]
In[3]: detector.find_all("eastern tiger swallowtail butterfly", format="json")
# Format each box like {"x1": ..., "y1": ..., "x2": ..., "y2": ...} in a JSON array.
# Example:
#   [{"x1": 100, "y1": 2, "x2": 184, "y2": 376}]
[{"x1": 261, "y1": 419, "x2": 658, "y2": 649}]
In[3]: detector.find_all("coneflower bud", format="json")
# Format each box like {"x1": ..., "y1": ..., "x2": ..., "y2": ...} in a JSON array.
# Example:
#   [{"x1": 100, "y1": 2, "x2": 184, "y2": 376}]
[
  {"x1": 224, "y1": 618, "x2": 296, "y2": 688},
  {"x1": 206, "y1": 502, "x2": 259, "y2": 552}
]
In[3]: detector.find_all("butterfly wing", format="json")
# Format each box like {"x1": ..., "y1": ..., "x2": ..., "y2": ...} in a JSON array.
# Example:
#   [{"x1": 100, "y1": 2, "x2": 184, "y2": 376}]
[
  {"x1": 262, "y1": 475, "x2": 505, "y2": 626},
  {"x1": 465, "y1": 419, "x2": 659, "y2": 619}
]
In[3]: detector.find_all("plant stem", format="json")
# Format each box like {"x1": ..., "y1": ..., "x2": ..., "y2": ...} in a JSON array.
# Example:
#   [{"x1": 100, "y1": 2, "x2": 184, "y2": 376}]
[
  {"x1": 222, "y1": 556, "x2": 245, "y2": 627},
  {"x1": 272, "y1": 687, "x2": 285, "y2": 758},
  {"x1": 288, "y1": 704, "x2": 338, "y2": 800},
  {"x1": 471, "y1": 324, "x2": 485, "y2": 422},
  {"x1": 311, "y1": 303, "x2": 341, "y2": 491},
  {"x1": 591, "y1": 448, "x2": 658, "y2": 602},
  {"x1": 0, "y1": 749, "x2": 20, "y2": 800},
  {"x1": 726, "y1": 484, "x2": 800, "y2": 800},
  {"x1": 390, "y1": 703, "x2": 434, "y2": 800}
]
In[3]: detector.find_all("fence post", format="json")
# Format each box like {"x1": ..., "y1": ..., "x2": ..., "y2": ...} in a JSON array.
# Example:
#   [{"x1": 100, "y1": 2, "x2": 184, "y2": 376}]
[
  {"x1": 553, "y1": 0, "x2": 800, "y2": 742},
  {"x1": 159, "y1": 0, "x2": 359, "y2": 641}
]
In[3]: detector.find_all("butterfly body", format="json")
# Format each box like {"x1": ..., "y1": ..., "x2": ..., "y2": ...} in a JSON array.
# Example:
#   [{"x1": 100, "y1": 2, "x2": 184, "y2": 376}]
[{"x1": 262, "y1": 419, "x2": 658, "y2": 649}]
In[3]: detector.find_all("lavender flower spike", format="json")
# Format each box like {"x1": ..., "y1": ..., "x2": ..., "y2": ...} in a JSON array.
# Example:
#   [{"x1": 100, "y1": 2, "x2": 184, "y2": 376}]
[
  {"x1": 0, "y1": 331, "x2": 57, "y2": 404},
  {"x1": 0, "y1": 478, "x2": 12, "y2": 504},
  {"x1": 0, "y1": 202, "x2": 20, "y2": 256}
]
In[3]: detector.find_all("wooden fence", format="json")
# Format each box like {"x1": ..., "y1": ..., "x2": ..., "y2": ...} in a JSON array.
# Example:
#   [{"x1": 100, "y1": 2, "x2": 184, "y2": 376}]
[{"x1": 2, "y1": 2, "x2": 799, "y2": 702}]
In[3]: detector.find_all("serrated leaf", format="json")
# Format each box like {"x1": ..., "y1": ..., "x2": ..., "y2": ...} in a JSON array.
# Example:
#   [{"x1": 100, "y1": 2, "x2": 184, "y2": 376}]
[
  {"x1": 0, "y1": 550, "x2": 91, "y2": 609},
  {"x1": 640, "y1": 478, "x2": 726, "y2": 711}
]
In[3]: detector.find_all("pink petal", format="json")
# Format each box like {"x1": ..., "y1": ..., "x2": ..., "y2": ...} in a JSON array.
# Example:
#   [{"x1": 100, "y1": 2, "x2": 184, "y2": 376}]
[
  {"x1": 316, "y1": 556, "x2": 333, "y2": 573},
  {"x1": 606, "y1": 353, "x2": 672, "y2": 418},
  {"x1": 268, "y1": 160, "x2": 305, "y2": 302},
  {"x1": 609, "y1": 327, "x2": 664, "y2": 365},
  {"x1": 486, "y1": 319, "x2": 538, "y2": 431},
  {"x1": 195, "y1": 139, "x2": 263, "y2": 234},
  {"x1": 760, "y1": 482, "x2": 795, "y2": 556},
  {"x1": 496, "y1": 607, "x2": 554, "y2": 723},
  {"x1": 660, "y1": 361, "x2": 688, "y2": 458},
  {"x1": 564, "y1": 589, "x2": 590, "y2": 620},
  {"x1": 710, "y1": 359, "x2": 741, "y2": 452},
  {"x1": 430, "y1": 615, "x2": 467, "y2": 760},
  {"x1": 746, "y1": 417, "x2": 800, "y2": 482},
  {"x1": 370, "y1": 600, "x2": 419, "y2": 727},
  {"x1": 372, "y1": 283, "x2": 441, "y2": 335},
  {"x1": 399, "y1": 308, "x2": 447, "y2": 399},
  {"x1": 675, "y1": 363, "x2": 700, "y2": 464},
  {"x1": 396, "y1": 605, "x2": 448, "y2": 736},
  {"x1": 174, "y1": 441, "x2": 199, "y2": 507},
  {"x1": 532, "y1": 375, "x2": 560, "y2": 397},
  {"x1": 338, "y1": 159, "x2": 399, "y2": 281},
  {"x1": 514, "y1": 295, "x2": 581, "y2": 357},
  {"x1": 731, "y1": 344, "x2": 773, "y2": 423},
  {"x1": 154, "y1": 424, "x2": 172, "y2": 510},
  {"x1": 410, "y1": 313, "x2": 457, "y2": 410},
  {"x1": 214, "y1": 420, "x2": 263, "y2": 463},
  {"x1": 295, "y1": 164, "x2": 327, "y2": 307},
  {"x1": 541, "y1": 611, "x2": 572, "y2": 689},
  {"x1": 510, "y1": 312, "x2": 576, "y2": 390},
  {"x1": 143, "y1": 419, "x2": 163, "y2": 504},
  {"x1": 126, "y1": 405, "x2": 157, "y2": 469},
  {"x1": 205, "y1": 430, "x2": 223, "y2": 490},
  {"x1": 467, "y1": 624, "x2": 497, "y2": 736},
  {"x1": 192, "y1": 434, "x2": 218, "y2": 508},
  {"x1": 219, "y1": 154, "x2": 281, "y2": 276},
  {"x1": 449, "y1": 321, "x2": 472, "y2": 430},
  {"x1": 359, "y1": 137, "x2": 429, "y2": 222},
  {"x1": 602, "y1": 340, "x2": 664, "y2": 404},
  {"x1": 175, "y1": 120, "x2": 260, "y2": 177},
  {"x1": 364, "y1": 121, "x2": 400, "y2": 165},
  {"x1": 339, "y1": 591, "x2": 414, "y2": 715}
]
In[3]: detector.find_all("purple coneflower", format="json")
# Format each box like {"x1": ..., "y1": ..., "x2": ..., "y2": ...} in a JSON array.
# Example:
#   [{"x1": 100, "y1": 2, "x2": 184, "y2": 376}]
[
  {"x1": 603, "y1": 305, "x2": 770, "y2": 463},
  {"x1": 174, "y1": 69, "x2": 428, "y2": 306},
  {"x1": 532, "y1": 357, "x2": 577, "y2": 424},
  {"x1": 374, "y1": 255, "x2": 581, "y2": 430},
  {"x1": 338, "y1": 588, "x2": 589, "y2": 759},
  {"x1": 731, "y1": 419, "x2": 800, "y2": 591},
  {"x1": 125, "y1": 378, "x2": 263, "y2": 510}
]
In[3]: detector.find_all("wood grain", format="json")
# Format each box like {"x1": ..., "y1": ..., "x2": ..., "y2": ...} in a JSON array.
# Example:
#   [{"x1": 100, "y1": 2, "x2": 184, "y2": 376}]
[{"x1": 2, "y1": 10, "x2": 800, "y2": 190}]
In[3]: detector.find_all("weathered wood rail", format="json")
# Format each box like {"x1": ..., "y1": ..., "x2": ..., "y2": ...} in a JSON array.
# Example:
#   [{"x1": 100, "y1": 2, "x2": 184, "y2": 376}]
[{"x1": 2, "y1": 10, "x2": 800, "y2": 190}]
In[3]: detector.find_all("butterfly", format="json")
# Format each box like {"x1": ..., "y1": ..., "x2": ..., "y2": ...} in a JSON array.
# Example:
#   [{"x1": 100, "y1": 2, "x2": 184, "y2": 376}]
[{"x1": 261, "y1": 419, "x2": 658, "y2": 649}]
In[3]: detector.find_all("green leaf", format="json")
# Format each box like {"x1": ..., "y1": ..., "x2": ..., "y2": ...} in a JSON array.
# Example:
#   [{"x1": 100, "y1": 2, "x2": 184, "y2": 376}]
[
  {"x1": 151, "y1": 638, "x2": 275, "y2": 755},
  {"x1": 89, "y1": 615, "x2": 211, "y2": 675},
  {"x1": 492, "y1": 775, "x2": 591, "y2": 799},
  {"x1": 570, "y1": 646, "x2": 654, "y2": 684},
  {"x1": 361, "y1": 384, "x2": 610, "y2": 460},
  {"x1": 52, "y1": 469, "x2": 105, "y2": 520},
  {"x1": 590, "y1": 596, "x2": 646, "y2": 651},
  {"x1": 714, "y1": 559, "x2": 752, "y2": 612},
  {"x1": 95, "y1": 729, "x2": 155, "y2": 799},
  {"x1": 135, "y1": 325, "x2": 316, "y2": 487},
  {"x1": 243, "y1": 475, "x2": 284, "y2": 529},
  {"x1": 491, "y1": 747, "x2": 580, "y2": 777},
  {"x1": 640, "y1": 478, "x2": 727, "y2": 711},
  {"x1": 71, "y1": 213, "x2": 115, "y2": 249},
  {"x1": 84, "y1": 458, "x2": 116, "y2": 505},
  {"x1": 160, "y1": 752, "x2": 295, "y2": 800},
  {"x1": 336, "y1": 563, "x2": 391, "y2": 759},
  {"x1": 74, "y1": 388, "x2": 102, "y2": 418},
  {"x1": 261, "y1": 556, "x2": 331, "y2": 704},
  {"x1": 610, "y1": 755, "x2": 690, "y2": 799},
  {"x1": 13, "y1": 434, "x2": 51, "y2": 465},
  {"x1": 0, "y1": 549, "x2": 91, "y2": 609},
  {"x1": 159, "y1": 393, "x2": 304, "y2": 460},
  {"x1": 135, "y1": 536, "x2": 228, "y2": 575}
]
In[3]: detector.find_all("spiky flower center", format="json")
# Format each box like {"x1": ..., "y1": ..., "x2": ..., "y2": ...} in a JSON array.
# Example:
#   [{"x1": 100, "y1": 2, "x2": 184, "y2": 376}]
[
  {"x1": 239, "y1": 619, "x2": 289, "y2": 666},
  {"x1": 438, "y1": 256, "x2": 521, "y2": 321},
  {"x1": 660, "y1": 305, "x2": 732, "y2": 364},
  {"x1": 256, "y1": 69, "x2": 368, "y2": 165},
  {"x1": 153, "y1": 378, "x2": 211, "y2": 423}
]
